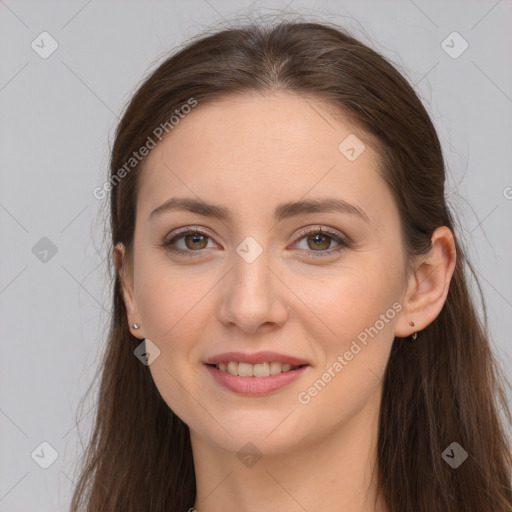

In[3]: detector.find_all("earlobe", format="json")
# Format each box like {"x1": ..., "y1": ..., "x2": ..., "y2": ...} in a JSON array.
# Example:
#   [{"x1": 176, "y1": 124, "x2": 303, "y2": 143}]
[{"x1": 395, "y1": 226, "x2": 457, "y2": 338}]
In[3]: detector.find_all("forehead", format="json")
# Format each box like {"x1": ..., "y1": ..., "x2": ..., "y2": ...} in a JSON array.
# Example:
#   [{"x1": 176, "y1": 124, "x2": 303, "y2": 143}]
[{"x1": 137, "y1": 92, "x2": 394, "y2": 226}]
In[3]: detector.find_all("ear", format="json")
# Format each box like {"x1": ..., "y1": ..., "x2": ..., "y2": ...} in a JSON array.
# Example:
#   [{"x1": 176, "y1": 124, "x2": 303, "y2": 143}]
[
  {"x1": 114, "y1": 242, "x2": 144, "y2": 339},
  {"x1": 395, "y1": 226, "x2": 457, "y2": 338}
]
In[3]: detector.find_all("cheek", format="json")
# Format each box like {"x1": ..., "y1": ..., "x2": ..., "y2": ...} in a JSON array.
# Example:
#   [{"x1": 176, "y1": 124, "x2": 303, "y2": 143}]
[
  {"x1": 301, "y1": 265, "x2": 400, "y2": 389},
  {"x1": 294, "y1": 275, "x2": 397, "y2": 428},
  {"x1": 134, "y1": 256, "x2": 214, "y2": 341},
  {"x1": 306, "y1": 265, "x2": 399, "y2": 336},
  {"x1": 134, "y1": 261, "x2": 210, "y2": 424}
]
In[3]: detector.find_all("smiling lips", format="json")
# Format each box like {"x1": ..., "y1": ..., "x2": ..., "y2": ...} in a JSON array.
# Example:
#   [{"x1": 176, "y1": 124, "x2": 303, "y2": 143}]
[{"x1": 204, "y1": 351, "x2": 310, "y2": 395}]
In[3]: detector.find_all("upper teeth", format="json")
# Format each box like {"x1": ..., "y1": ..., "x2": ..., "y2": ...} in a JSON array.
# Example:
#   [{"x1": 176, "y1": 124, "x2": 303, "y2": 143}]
[{"x1": 216, "y1": 361, "x2": 298, "y2": 377}]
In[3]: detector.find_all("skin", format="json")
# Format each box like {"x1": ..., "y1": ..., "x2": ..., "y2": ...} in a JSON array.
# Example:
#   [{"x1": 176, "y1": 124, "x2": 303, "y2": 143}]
[{"x1": 115, "y1": 92, "x2": 457, "y2": 512}]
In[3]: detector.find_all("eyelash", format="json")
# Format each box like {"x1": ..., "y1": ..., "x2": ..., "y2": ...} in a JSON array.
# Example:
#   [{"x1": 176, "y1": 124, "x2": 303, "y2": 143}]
[{"x1": 161, "y1": 226, "x2": 351, "y2": 258}]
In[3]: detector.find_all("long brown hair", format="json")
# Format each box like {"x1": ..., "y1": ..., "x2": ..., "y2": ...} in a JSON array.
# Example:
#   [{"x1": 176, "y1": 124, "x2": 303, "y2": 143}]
[{"x1": 70, "y1": 17, "x2": 512, "y2": 511}]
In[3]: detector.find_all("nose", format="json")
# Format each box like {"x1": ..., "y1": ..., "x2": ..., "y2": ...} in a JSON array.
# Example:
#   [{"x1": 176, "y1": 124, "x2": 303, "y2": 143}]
[{"x1": 218, "y1": 247, "x2": 289, "y2": 334}]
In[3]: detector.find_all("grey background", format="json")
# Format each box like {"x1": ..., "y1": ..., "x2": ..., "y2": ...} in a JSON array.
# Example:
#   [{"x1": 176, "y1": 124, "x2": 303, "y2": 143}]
[{"x1": 1, "y1": 1, "x2": 511, "y2": 510}]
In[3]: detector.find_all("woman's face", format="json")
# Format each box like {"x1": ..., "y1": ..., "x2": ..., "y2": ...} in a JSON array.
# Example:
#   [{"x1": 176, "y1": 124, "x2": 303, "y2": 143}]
[{"x1": 118, "y1": 92, "x2": 412, "y2": 455}]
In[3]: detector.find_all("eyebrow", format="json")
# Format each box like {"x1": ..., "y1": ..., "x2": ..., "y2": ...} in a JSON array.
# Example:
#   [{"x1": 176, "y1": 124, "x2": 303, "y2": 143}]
[{"x1": 149, "y1": 197, "x2": 371, "y2": 224}]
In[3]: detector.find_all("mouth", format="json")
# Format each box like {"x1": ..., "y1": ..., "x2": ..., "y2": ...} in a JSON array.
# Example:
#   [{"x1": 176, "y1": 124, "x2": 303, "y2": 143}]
[
  {"x1": 205, "y1": 361, "x2": 309, "y2": 377},
  {"x1": 204, "y1": 361, "x2": 310, "y2": 395}
]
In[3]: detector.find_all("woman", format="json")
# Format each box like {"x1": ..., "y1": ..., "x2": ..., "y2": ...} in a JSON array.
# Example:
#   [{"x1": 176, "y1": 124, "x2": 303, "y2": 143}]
[{"x1": 70, "y1": 18, "x2": 512, "y2": 512}]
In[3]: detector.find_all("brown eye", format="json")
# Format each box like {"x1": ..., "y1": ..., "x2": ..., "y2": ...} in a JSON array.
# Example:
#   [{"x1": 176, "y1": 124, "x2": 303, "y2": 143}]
[
  {"x1": 183, "y1": 232, "x2": 208, "y2": 250},
  {"x1": 294, "y1": 227, "x2": 350, "y2": 258},
  {"x1": 306, "y1": 233, "x2": 332, "y2": 251},
  {"x1": 163, "y1": 228, "x2": 215, "y2": 256}
]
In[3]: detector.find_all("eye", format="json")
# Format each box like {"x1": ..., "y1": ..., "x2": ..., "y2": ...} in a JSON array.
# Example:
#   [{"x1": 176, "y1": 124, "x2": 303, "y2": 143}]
[
  {"x1": 292, "y1": 227, "x2": 351, "y2": 257},
  {"x1": 162, "y1": 227, "x2": 217, "y2": 257}
]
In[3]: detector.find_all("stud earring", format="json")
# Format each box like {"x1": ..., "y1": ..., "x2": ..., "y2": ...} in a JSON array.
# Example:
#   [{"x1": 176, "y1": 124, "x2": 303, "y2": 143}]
[
  {"x1": 130, "y1": 323, "x2": 141, "y2": 329},
  {"x1": 408, "y1": 320, "x2": 418, "y2": 341}
]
